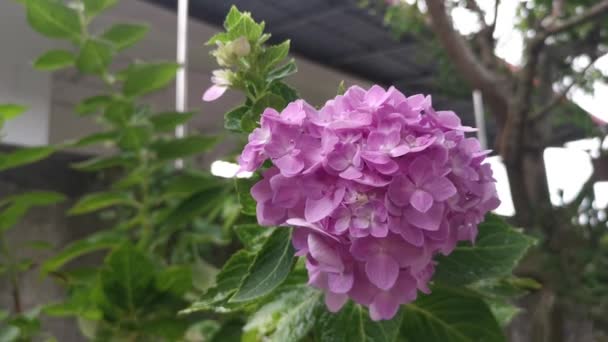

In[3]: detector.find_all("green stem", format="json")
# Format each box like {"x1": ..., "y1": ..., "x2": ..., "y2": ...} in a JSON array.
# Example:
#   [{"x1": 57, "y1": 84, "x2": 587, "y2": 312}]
[{"x1": 0, "y1": 235, "x2": 22, "y2": 313}]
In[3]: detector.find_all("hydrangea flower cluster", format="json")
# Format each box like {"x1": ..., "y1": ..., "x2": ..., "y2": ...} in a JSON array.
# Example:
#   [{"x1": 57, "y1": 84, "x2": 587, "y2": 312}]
[{"x1": 238, "y1": 85, "x2": 500, "y2": 321}]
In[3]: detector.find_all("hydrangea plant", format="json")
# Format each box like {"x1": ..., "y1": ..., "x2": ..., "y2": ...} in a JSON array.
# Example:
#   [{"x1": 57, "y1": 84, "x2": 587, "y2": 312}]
[{"x1": 238, "y1": 85, "x2": 500, "y2": 320}]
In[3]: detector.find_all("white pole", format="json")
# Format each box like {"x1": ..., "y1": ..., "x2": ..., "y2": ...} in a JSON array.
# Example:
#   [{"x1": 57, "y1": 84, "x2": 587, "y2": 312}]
[
  {"x1": 472, "y1": 89, "x2": 488, "y2": 150},
  {"x1": 175, "y1": 0, "x2": 189, "y2": 169}
]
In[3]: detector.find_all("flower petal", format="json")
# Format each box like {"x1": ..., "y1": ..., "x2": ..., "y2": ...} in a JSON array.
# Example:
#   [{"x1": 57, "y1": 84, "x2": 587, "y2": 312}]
[
  {"x1": 202, "y1": 85, "x2": 227, "y2": 102},
  {"x1": 365, "y1": 253, "x2": 399, "y2": 290}
]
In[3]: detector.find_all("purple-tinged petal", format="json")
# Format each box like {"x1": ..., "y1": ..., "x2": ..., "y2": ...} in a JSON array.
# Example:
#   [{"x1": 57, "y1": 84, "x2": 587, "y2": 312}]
[
  {"x1": 410, "y1": 189, "x2": 433, "y2": 213},
  {"x1": 328, "y1": 272, "x2": 354, "y2": 293},
  {"x1": 325, "y1": 292, "x2": 349, "y2": 312},
  {"x1": 308, "y1": 234, "x2": 344, "y2": 273},
  {"x1": 365, "y1": 253, "x2": 399, "y2": 290},
  {"x1": 370, "y1": 292, "x2": 400, "y2": 321},
  {"x1": 404, "y1": 203, "x2": 444, "y2": 231},
  {"x1": 202, "y1": 85, "x2": 227, "y2": 102}
]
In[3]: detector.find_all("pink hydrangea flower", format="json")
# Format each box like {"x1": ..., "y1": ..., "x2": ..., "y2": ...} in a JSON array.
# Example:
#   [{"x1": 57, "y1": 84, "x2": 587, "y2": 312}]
[{"x1": 238, "y1": 85, "x2": 500, "y2": 321}]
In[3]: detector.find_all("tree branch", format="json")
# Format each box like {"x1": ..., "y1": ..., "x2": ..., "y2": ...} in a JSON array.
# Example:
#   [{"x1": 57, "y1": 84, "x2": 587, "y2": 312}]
[
  {"x1": 543, "y1": 0, "x2": 608, "y2": 37},
  {"x1": 530, "y1": 55, "x2": 601, "y2": 123},
  {"x1": 425, "y1": 0, "x2": 505, "y2": 101},
  {"x1": 466, "y1": 0, "x2": 487, "y2": 28},
  {"x1": 491, "y1": 0, "x2": 500, "y2": 35}
]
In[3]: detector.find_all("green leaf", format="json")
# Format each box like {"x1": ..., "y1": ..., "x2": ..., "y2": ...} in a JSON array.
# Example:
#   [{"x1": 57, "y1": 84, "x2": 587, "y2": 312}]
[
  {"x1": 103, "y1": 100, "x2": 134, "y2": 126},
  {"x1": 41, "y1": 231, "x2": 123, "y2": 274},
  {"x1": 245, "y1": 287, "x2": 322, "y2": 342},
  {"x1": 0, "y1": 191, "x2": 65, "y2": 232},
  {"x1": 101, "y1": 23, "x2": 149, "y2": 51},
  {"x1": 162, "y1": 171, "x2": 225, "y2": 197},
  {"x1": 0, "y1": 326, "x2": 20, "y2": 341},
  {"x1": 0, "y1": 104, "x2": 27, "y2": 122},
  {"x1": 76, "y1": 95, "x2": 113, "y2": 116},
  {"x1": 231, "y1": 228, "x2": 295, "y2": 302},
  {"x1": 100, "y1": 243, "x2": 156, "y2": 311},
  {"x1": 76, "y1": 40, "x2": 113, "y2": 75},
  {"x1": 33, "y1": 50, "x2": 75, "y2": 71},
  {"x1": 0, "y1": 146, "x2": 54, "y2": 171},
  {"x1": 261, "y1": 40, "x2": 290, "y2": 70},
  {"x1": 156, "y1": 265, "x2": 193, "y2": 296},
  {"x1": 71, "y1": 154, "x2": 135, "y2": 172},
  {"x1": 229, "y1": 13, "x2": 264, "y2": 43},
  {"x1": 68, "y1": 191, "x2": 135, "y2": 215},
  {"x1": 234, "y1": 224, "x2": 273, "y2": 250},
  {"x1": 224, "y1": 6, "x2": 242, "y2": 30},
  {"x1": 149, "y1": 111, "x2": 194, "y2": 132},
  {"x1": 401, "y1": 286, "x2": 505, "y2": 342},
  {"x1": 83, "y1": 0, "x2": 118, "y2": 17},
  {"x1": 487, "y1": 300, "x2": 520, "y2": 327},
  {"x1": 267, "y1": 59, "x2": 297, "y2": 82},
  {"x1": 150, "y1": 135, "x2": 218, "y2": 161},
  {"x1": 25, "y1": 0, "x2": 81, "y2": 41},
  {"x1": 269, "y1": 82, "x2": 299, "y2": 103},
  {"x1": 117, "y1": 125, "x2": 150, "y2": 151},
  {"x1": 317, "y1": 302, "x2": 403, "y2": 342},
  {"x1": 183, "y1": 250, "x2": 254, "y2": 313},
  {"x1": 434, "y1": 215, "x2": 535, "y2": 286},
  {"x1": 163, "y1": 187, "x2": 226, "y2": 227},
  {"x1": 123, "y1": 63, "x2": 179, "y2": 98},
  {"x1": 224, "y1": 106, "x2": 249, "y2": 132},
  {"x1": 235, "y1": 175, "x2": 259, "y2": 216},
  {"x1": 69, "y1": 131, "x2": 117, "y2": 148},
  {"x1": 252, "y1": 93, "x2": 287, "y2": 114}
]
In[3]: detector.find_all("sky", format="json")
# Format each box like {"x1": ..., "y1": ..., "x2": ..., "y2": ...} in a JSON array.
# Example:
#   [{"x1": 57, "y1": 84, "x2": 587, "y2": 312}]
[{"x1": 211, "y1": 0, "x2": 608, "y2": 216}]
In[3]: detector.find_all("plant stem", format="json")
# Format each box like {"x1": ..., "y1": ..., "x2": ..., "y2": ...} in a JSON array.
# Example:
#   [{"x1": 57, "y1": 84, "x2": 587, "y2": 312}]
[{"x1": 0, "y1": 236, "x2": 22, "y2": 313}]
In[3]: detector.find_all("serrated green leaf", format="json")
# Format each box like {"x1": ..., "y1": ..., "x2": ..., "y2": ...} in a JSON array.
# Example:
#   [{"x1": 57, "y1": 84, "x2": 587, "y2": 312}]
[
  {"x1": 123, "y1": 63, "x2": 179, "y2": 97},
  {"x1": 41, "y1": 231, "x2": 123, "y2": 274},
  {"x1": 75, "y1": 95, "x2": 113, "y2": 116},
  {"x1": 224, "y1": 6, "x2": 242, "y2": 30},
  {"x1": 234, "y1": 224, "x2": 273, "y2": 250},
  {"x1": 245, "y1": 287, "x2": 322, "y2": 342},
  {"x1": 68, "y1": 191, "x2": 135, "y2": 215},
  {"x1": 434, "y1": 215, "x2": 535, "y2": 286},
  {"x1": 162, "y1": 187, "x2": 226, "y2": 227},
  {"x1": 0, "y1": 146, "x2": 54, "y2": 171},
  {"x1": 149, "y1": 111, "x2": 194, "y2": 132},
  {"x1": 261, "y1": 40, "x2": 290, "y2": 70},
  {"x1": 229, "y1": 13, "x2": 263, "y2": 43},
  {"x1": 33, "y1": 50, "x2": 75, "y2": 71},
  {"x1": 83, "y1": 0, "x2": 118, "y2": 17},
  {"x1": 224, "y1": 106, "x2": 249, "y2": 132},
  {"x1": 231, "y1": 228, "x2": 295, "y2": 302},
  {"x1": 117, "y1": 125, "x2": 150, "y2": 151},
  {"x1": 267, "y1": 59, "x2": 297, "y2": 83},
  {"x1": 269, "y1": 81, "x2": 299, "y2": 102},
  {"x1": 25, "y1": 0, "x2": 81, "y2": 41},
  {"x1": 101, "y1": 23, "x2": 149, "y2": 51},
  {"x1": 401, "y1": 286, "x2": 505, "y2": 342},
  {"x1": 103, "y1": 99, "x2": 134, "y2": 126},
  {"x1": 100, "y1": 243, "x2": 156, "y2": 311},
  {"x1": 183, "y1": 250, "x2": 254, "y2": 314},
  {"x1": 0, "y1": 104, "x2": 27, "y2": 122},
  {"x1": 0, "y1": 191, "x2": 65, "y2": 232},
  {"x1": 150, "y1": 135, "x2": 218, "y2": 161},
  {"x1": 317, "y1": 302, "x2": 403, "y2": 342},
  {"x1": 76, "y1": 40, "x2": 113, "y2": 75},
  {"x1": 68, "y1": 131, "x2": 117, "y2": 148},
  {"x1": 156, "y1": 265, "x2": 193, "y2": 296},
  {"x1": 235, "y1": 175, "x2": 259, "y2": 216},
  {"x1": 71, "y1": 154, "x2": 135, "y2": 172}
]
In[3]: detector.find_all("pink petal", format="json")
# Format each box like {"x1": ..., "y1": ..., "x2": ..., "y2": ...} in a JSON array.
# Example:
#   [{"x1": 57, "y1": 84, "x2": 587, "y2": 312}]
[
  {"x1": 404, "y1": 203, "x2": 444, "y2": 231},
  {"x1": 410, "y1": 189, "x2": 433, "y2": 213},
  {"x1": 325, "y1": 292, "x2": 348, "y2": 312},
  {"x1": 308, "y1": 234, "x2": 344, "y2": 273},
  {"x1": 370, "y1": 292, "x2": 400, "y2": 321},
  {"x1": 202, "y1": 85, "x2": 227, "y2": 102},
  {"x1": 424, "y1": 177, "x2": 457, "y2": 202},
  {"x1": 305, "y1": 195, "x2": 334, "y2": 223},
  {"x1": 365, "y1": 253, "x2": 399, "y2": 290},
  {"x1": 328, "y1": 272, "x2": 354, "y2": 293}
]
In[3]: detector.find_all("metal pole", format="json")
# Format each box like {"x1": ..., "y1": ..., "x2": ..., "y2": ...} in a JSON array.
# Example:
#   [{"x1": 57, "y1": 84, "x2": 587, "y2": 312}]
[
  {"x1": 175, "y1": 0, "x2": 189, "y2": 169},
  {"x1": 472, "y1": 89, "x2": 488, "y2": 150}
]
